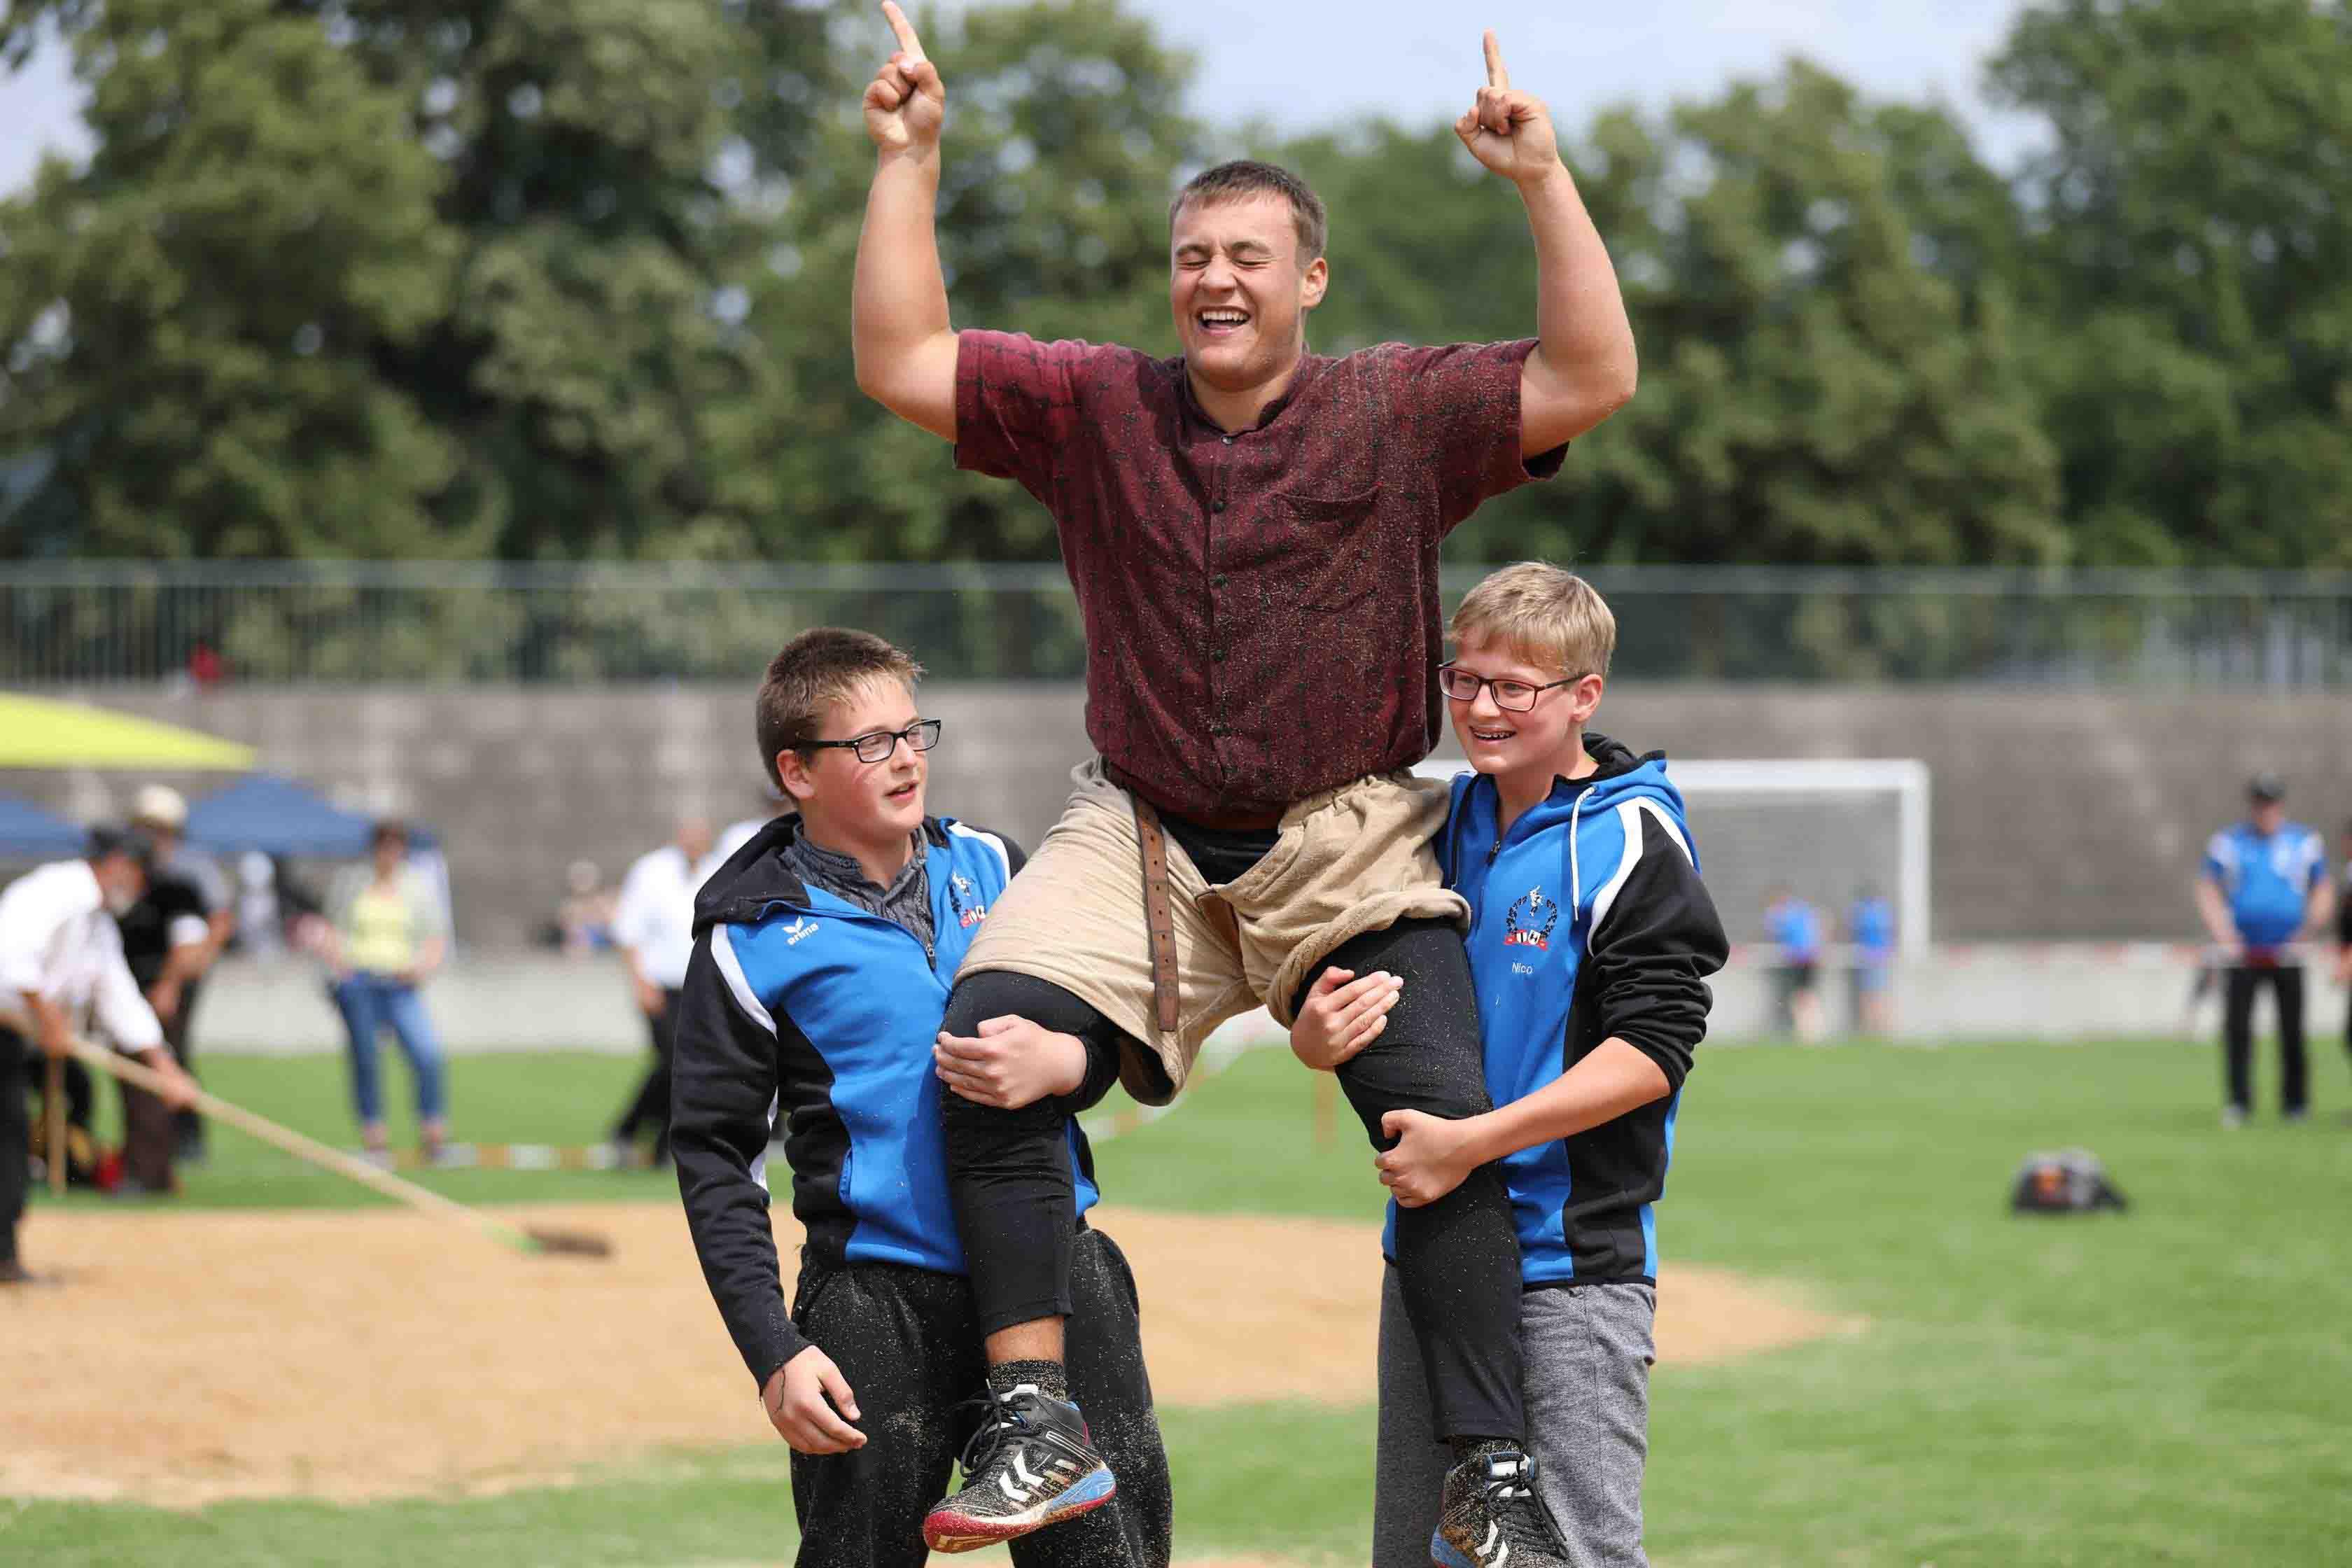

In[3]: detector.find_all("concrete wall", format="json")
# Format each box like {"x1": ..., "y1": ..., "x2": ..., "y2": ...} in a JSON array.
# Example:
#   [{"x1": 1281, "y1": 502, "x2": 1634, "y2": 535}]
[{"x1": 20, "y1": 682, "x2": 2352, "y2": 944}]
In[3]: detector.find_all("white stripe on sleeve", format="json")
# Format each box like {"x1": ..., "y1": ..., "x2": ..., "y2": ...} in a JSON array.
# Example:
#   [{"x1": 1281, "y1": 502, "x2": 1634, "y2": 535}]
[
  {"x1": 947, "y1": 821, "x2": 1014, "y2": 881},
  {"x1": 709, "y1": 925, "x2": 777, "y2": 1037},
  {"x1": 1590, "y1": 799, "x2": 1695, "y2": 937}
]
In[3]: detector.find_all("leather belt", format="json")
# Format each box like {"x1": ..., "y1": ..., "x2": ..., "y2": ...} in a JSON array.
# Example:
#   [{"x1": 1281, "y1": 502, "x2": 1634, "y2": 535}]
[{"x1": 1131, "y1": 797, "x2": 1182, "y2": 1038}]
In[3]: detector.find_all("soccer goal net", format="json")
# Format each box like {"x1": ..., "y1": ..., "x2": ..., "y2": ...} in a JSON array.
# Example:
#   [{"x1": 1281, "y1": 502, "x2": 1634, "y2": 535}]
[{"x1": 1416, "y1": 757, "x2": 1931, "y2": 955}]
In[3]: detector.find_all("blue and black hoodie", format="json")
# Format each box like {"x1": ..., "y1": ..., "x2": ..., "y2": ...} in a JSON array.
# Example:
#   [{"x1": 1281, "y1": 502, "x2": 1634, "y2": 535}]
[
  {"x1": 671, "y1": 814, "x2": 1099, "y2": 1387},
  {"x1": 1393, "y1": 733, "x2": 1729, "y2": 1288}
]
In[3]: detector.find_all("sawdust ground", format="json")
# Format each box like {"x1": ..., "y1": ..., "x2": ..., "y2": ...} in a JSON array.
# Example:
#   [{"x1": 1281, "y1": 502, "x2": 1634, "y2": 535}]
[{"x1": 1, "y1": 1201, "x2": 1856, "y2": 1508}]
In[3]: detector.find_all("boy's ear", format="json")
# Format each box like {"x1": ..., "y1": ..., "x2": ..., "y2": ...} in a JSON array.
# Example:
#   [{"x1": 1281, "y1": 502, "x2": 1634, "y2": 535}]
[
  {"x1": 774, "y1": 748, "x2": 818, "y2": 806},
  {"x1": 1569, "y1": 673, "x2": 1606, "y2": 725}
]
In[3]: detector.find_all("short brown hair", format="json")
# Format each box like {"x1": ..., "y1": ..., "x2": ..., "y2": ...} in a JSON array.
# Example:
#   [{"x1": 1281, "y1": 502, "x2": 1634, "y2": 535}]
[
  {"x1": 755, "y1": 628, "x2": 925, "y2": 790},
  {"x1": 1450, "y1": 563, "x2": 1617, "y2": 678},
  {"x1": 1170, "y1": 159, "x2": 1327, "y2": 262}
]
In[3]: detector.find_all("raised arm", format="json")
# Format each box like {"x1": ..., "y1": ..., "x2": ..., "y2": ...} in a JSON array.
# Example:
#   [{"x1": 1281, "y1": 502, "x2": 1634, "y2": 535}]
[
  {"x1": 852, "y1": 1, "x2": 958, "y2": 440},
  {"x1": 1456, "y1": 30, "x2": 1637, "y2": 458}
]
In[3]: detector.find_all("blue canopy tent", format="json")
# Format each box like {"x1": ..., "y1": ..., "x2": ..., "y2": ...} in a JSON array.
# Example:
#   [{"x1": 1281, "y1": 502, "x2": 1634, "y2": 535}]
[
  {"x1": 186, "y1": 774, "x2": 437, "y2": 858},
  {"x1": 0, "y1": 791, "x2": 86, "y2": 857}
]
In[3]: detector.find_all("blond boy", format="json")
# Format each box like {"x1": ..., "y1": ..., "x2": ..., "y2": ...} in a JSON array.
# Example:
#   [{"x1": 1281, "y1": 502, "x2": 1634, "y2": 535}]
[{"x1": 1296, "y1": 565, "x2": 1730, "y2": 1567}]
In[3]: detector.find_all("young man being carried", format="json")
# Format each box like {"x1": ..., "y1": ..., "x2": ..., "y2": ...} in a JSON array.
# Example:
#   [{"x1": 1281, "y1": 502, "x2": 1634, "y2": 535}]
[
  {"x1": 1296, "y1": 566, "x2": 1728, "y2": 1568},
  {"x1": 853, "y1": 7, "x2": 1638, "y2": 1562},
  {"x1": 671, "y1": 629, "x2": 1169, "y2": 1568}
]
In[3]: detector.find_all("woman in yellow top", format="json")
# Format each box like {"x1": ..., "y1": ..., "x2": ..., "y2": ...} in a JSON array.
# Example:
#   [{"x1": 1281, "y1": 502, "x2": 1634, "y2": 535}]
[{"x1": 323, "y1": 821, "x2": 449, "y2": 1159}]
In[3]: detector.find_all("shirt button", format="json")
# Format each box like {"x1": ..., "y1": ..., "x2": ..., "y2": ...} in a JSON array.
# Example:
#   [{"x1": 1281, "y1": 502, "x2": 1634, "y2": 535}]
[
  {"x1": 1210, "y1": 499, "x2": 1226, "y2": 513},
  {"x1": 1211, "y1": 573, "x2": 1228, "y2": 588},
  {"x1": 1221, "y1": 435, "x2": 1233, "y2": 445},
  {"x1": 1212, "y1": 648, "x2": 1226, "y2": 662}
]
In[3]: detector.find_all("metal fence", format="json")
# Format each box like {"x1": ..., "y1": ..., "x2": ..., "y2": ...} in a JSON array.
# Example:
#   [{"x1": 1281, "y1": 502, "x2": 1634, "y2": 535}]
[{"x1": 4, "y1": 561, "x2": 2349, "y2": 687}]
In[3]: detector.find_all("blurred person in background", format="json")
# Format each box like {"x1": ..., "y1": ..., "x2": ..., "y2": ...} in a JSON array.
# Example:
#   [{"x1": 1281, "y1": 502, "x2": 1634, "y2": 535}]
[
  {"x1": 606, "y1": 816, "x2": 712, "y2": 1167},
  {"x1": 234, "y1": 851, "x2": 284, "y2": 960},
  {"x1": 2195, "y1": 774, "x2": 2334, "y2": 1128},
  {"x1": 1765, "y1": 889, "x2": 1825, "y2": 1042},
  {"x1": 321, "y1": 820, "x2": 451, "y2": 1161},
  {"x1": 127, "y1": 785, "x2": 234, "y2": 1167},
  {"x1": 2334, "y1": 816, "x2": 2352, "y2": 1087},
  {"x1": 1, "y1": 827, "x2": 199, "y2": 1284},
  {"x1": 556, "y1": 859, "x2": 616, "y2": 954},
  {"x1": 1846, "y1": 884, "x2": 1896, "y2": 1037},
  {"x1": 111, "y1": 792, "x2": 219, "y2": 1194}
]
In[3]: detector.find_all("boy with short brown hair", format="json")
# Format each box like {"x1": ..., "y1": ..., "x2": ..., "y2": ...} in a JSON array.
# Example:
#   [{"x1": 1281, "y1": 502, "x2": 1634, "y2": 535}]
[{"x1": 672, "y1": 627, "x2": 1167, "y2": 1568}]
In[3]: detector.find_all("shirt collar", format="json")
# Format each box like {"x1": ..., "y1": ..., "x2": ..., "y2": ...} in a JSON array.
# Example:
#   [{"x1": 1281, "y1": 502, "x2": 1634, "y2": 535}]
[
  {"x1": 788, "y1": 830, "x2": 925, "y2": 897},
  {"x1": 1179, "y1": 350, "x2": 1324, "y2": 435}
]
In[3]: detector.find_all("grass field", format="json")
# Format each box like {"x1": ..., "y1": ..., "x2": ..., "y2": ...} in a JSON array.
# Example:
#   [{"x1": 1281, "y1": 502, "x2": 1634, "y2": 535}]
[{"x1": 10, "y1": 1035, "x2": 2352, "y2": 1565}]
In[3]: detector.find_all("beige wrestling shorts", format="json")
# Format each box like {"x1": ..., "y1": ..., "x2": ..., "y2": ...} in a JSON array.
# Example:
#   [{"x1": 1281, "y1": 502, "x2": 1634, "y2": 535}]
[{"x1": 953, "y1": 759, "x2": 1469, "y2": 1103}]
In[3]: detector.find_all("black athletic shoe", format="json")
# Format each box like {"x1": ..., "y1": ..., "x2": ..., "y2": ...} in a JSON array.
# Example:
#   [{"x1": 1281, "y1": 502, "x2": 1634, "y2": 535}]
[
  {"x1": 923, "y1": 1384, "x2": 1116, "y2": 1552},
  {"x1": 1432, "y1": 1448, "x2": 1571, "y2": 1568}
]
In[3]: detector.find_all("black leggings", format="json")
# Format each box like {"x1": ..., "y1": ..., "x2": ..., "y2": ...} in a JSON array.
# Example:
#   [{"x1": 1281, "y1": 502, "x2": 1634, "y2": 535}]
[
  {"x1": 2222, "y1": 964, "x2": 2306, "y2": 1114},
  {"x1": 790, "y1": 1231, "x2": 1170, "y2": 1568},
  {"x1": 941, "y1": 917, "x2": 1525, "y2": 1443}
]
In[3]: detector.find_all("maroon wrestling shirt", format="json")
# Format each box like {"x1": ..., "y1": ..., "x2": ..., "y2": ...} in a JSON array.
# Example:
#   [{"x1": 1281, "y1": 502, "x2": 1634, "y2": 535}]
[{"x1": 954, "y1": 331, "x2": 1565, "y2": 823}]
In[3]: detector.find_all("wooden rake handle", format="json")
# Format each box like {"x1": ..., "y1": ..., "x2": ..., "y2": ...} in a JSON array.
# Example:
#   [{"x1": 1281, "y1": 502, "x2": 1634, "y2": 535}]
[
  {"x1": 67, "y1": 1035, "x2": 542, "y2": 1255},
  {"x1": 44, "y1": 1056, "x2": 66, "y2": 1197}
]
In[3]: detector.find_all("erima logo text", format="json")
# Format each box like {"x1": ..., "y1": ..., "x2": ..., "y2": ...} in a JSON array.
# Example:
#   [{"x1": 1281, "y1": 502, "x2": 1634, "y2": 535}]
[{"x1": 783, "y1": 917, "x2": 818, "y2": 945}]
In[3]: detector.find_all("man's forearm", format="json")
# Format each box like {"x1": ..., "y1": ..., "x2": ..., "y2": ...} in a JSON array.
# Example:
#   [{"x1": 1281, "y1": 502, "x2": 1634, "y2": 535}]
[
  {"x1": 852, "y1": 150, "x2": 955, "y2": 421},
  {"x1": 1464, "y1": 1038, "x2": 1670, "y2": 1164},
  {"x1": 1519, "y1": 162, "x2": 1637, "y2": 444}
]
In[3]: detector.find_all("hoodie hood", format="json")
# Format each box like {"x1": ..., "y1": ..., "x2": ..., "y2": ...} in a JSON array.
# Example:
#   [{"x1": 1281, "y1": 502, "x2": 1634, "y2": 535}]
[
  {"x1": 692, "y1": 815, "x2": 951, "y2": 937},
  {"x1": 1444, "y1": 732, "x2": 1695, "y2": 901}
]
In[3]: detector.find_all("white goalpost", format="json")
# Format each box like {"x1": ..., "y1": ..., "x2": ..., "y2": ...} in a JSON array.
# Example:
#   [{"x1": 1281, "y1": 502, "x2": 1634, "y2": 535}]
[{"x1": 1415, "y1": 756, "x2": 1932, "y2": 956}]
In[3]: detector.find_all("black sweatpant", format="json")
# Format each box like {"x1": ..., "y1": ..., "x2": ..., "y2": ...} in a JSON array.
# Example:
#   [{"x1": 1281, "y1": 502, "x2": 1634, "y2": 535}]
[
  {"x1": 941, "y1": 917, "x2": 1526, "y2": 1444},
  {"x1": 788, "y1": 1228, "x2": 1171, "y2": 1568},
  {"x1": 1, "y1": 1026, "x2": 27, "y2": 1266},
  {"x1": 2223, "y1": 963, "x2": 2306, "y2": 1114},
  {"x1": 612, "y1": 987, "x2": 683, "y2": 1159}
]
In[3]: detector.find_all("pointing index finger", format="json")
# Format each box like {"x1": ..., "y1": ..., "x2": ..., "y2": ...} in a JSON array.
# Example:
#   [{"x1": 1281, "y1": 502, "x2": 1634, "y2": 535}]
[
  {"x1": 882, "y1": 0, "x2": 925, "y2": 62},
  {"x1": 1483, "y1": 29, "x2": 1508, "y2": 90}
]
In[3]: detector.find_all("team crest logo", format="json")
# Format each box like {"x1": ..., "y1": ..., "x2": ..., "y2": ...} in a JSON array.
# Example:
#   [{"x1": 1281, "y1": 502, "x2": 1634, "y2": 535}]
[
  {"x1": 1504, "y1": 886, "x2": 1558, "y2": 951},
  {"x1": 948, "y1": 872, "x2": 988, "y2": 929}
]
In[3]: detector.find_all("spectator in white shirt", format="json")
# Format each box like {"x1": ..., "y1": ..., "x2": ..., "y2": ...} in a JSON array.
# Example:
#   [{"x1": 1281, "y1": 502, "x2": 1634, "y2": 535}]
[
  {"x1": 606, "y1": 816, "x2": 713, "y2": 1165},
  {"x1": 2, "y1": 827, "x2": 200, "y2": 1284}
]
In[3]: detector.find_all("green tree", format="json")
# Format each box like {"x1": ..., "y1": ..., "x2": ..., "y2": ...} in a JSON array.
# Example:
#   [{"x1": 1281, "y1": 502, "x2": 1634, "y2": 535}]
[
  {"x1": 1989, "y1": 0, "x2": 2352, "y2": 566},
  {"x1": 1285, "y1": 63, "x2": 2062, "y2": 568},
  {"x1": 0, "y1": 0, "x2": 463, "y2": 557},
  {"x1": 746, "y1": 0, "x2": 1203, "y2": 563},
  {"x1": 1, "y1": 0, "x2": 834, "y2": 561}
]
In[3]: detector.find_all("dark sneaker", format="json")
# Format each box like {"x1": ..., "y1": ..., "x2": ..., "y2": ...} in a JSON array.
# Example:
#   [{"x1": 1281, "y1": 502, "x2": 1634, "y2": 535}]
[
  {"x1": 923, "y1": 1384, "x2": 1116, "y2": 1552},
  {"x1": 1432, "y1": 1448, "x2": 1570, "y2": 1568}
]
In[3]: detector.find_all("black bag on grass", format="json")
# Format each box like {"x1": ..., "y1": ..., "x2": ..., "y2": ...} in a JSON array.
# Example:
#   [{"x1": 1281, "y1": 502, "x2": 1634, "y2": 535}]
[{"x1": 2010, "y1": 1148, "x2": 2127, "y2": 1214}]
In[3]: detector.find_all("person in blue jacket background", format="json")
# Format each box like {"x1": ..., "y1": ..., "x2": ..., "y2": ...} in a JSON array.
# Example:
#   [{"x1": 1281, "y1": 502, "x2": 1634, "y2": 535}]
[
  {"x1": 670, "y1": 627, "x2": 1168, "y2": 1568},
  {"x1": 2194, "y1": 772, "x2": 2335, "y2": 1127},
  {"x1": 1294, "y1": 564, "x2": 1727, "y2": 1568}
]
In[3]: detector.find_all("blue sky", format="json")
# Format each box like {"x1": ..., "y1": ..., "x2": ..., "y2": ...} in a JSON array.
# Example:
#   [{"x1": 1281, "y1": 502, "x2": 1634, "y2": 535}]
[{"x1": 0, "y1": 2, "x2": 2045, "y2": 195}]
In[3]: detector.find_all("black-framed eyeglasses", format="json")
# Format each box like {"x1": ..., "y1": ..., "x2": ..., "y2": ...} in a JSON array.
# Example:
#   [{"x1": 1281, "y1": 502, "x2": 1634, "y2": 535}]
[
  {"x1": 799, "y1": 719, "x2": 943, "y2": 764},
  {"x1": 1436, "y1": 663, "x2": 1580, "y2": 713}
]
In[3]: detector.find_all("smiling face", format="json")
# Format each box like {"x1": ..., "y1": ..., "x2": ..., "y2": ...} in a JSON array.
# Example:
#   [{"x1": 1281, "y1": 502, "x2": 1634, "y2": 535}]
[
  {"x1": 776, "y1": 676, "x2": 928, "y2": 849},
  {"x1": 1168, "y1": 191, "x2": 1327, "y2": 400},
  {"x1": 1446, "y1": 633, "x2": 1604, "y2": 785}
]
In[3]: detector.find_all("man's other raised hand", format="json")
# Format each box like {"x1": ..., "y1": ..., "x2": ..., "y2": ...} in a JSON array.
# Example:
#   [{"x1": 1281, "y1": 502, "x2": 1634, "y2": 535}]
[
  {"x1": 863, "y1": 1, "x2": 945, "y2": 157},
  {"x1": 1454, "y1": 29, "x2": 1561, "y2": 184}
]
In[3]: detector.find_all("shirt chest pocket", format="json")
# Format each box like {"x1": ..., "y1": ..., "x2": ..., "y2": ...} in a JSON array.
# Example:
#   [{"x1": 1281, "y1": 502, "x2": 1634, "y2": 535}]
[{"x1": 1268, "y1": 482, "x2": 1385, "y2": 611}]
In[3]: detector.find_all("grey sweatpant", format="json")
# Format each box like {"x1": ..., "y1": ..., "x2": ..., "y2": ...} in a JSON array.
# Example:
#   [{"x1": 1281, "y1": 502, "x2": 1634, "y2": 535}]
[{"x1": 1373, "y1": 1265, "x2": 1656, "y2": 1568}]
